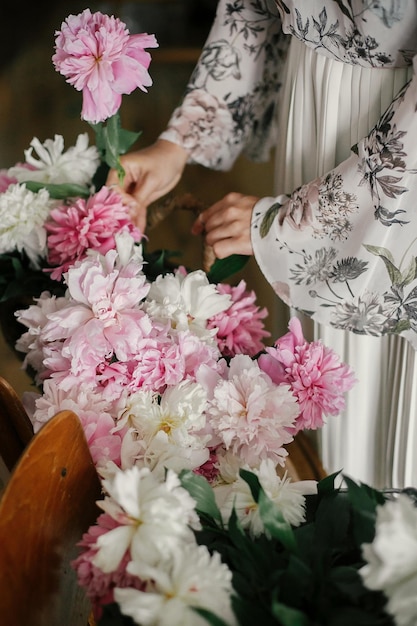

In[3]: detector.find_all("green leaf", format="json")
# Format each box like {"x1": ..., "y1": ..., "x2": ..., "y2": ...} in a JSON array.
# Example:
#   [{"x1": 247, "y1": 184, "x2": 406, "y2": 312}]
[
  {"x1": 258, "y1": 491, "x2": 297, "y2": 552},
  {"x1": 90, "y1": 113, "x2": 141, "y2": 183},
  {"x1": 239, "y1": 469, "x2": 297, "y2": 552},
  {"x1": 344, "y1": 476, "x2": 382, "y2": 544},
  {"x1": 98, "y1": 602, "x2": 136, "y2": 626},
  {"x1": 259, "y1": 202, "x2": 282, "y2": 238},
  {"x1": 271, "y1": 600, "x2": 309, "y2": 626},
  {"x1": 239, "y1": 468, "x2": 261, "y2": 501},
  {"x1": 317, "y1": 472, "x2": 341, "y2": 496},
  {"x1": 329, "y1": 565, "x2": 365, "y2": 599},
  {"x1": 207, "y1": 254, "x2": 249, "y2": 283},
  {"x1": 24, "y1": 181, "x2": 90, "y2": 199},
  {"x1": 179, "y1": 470, "x2": 222, "y2": 522},
  {"x1": 193, "y1": 607, "x2": 231, "y2": 626}
]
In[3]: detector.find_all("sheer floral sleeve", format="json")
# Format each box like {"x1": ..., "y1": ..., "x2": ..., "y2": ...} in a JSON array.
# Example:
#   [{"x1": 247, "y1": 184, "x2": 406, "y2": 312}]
[
  {"x1": 159, "y1": 0, "x2": 289, "y2": 170},
  {"x1": 251, "y1": 54, "x2": 417, "y2": 348}
]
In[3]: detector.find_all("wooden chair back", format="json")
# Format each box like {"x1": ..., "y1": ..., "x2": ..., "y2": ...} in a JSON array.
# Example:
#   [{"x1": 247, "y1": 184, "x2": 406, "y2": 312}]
[
  {"x1": 0, "y1": 409, "x2": 102, "y2": 626},
  {"x1": 0, "y1": 374, "x2": 33, "y2": 473},
  {"x1": 284, "y1": 431, "x2": 327, "y2": 481}
]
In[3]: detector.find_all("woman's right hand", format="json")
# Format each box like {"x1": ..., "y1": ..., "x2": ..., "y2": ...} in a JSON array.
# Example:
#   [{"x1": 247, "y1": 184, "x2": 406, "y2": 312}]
[{"x1": 106, "y1": 138, "x2": 189, "y2": 232}]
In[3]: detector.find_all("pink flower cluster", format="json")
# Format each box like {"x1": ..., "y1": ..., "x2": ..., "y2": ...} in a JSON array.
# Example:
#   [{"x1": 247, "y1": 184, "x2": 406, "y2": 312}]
[
  {"x1": 45, "y1": 186, "x2": 142, "y2": 280},
  {"x1": 207, "y1": 280, "x2": 270, "y2": 357},
  {"x1": 258, "y1": 317, "x2": 356, "y2": 433},
  {"x1": 72, "y1": 512, "x2": 144, "y2": 620},
  {"x1": 53, "y1": 9, "x2": 158, "y2": 123}
]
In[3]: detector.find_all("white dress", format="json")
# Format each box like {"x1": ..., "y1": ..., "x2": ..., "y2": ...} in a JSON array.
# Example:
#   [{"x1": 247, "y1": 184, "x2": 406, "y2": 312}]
[
  {"x1": 275, "y1": 36, "x2": 415, "y2": 489},
  {"x1": 160, "y1": 1, "x2": 417, "y2": 489}
]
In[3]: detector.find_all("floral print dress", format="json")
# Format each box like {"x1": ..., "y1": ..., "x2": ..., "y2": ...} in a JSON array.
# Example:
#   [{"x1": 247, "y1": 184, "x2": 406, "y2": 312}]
[{"x1": 160, "y1": 0, "x2": 417, "y2": 487}]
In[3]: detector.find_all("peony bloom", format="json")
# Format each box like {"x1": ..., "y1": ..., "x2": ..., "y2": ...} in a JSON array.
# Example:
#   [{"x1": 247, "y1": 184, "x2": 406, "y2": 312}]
[
  {"x1": 219, "y1": 459, "x2": 317, "y2": 537},
  {"x1": 360, "y1": 494, "x2": 417, "y2": 626},
  {"x1": 53, "y1": 9, "x2": 158, "y2": 123},
  {"x1": 258, "y1": 317, "x2": 356, "y2": 432},
  {"x1": 115, "y1": 382, "x2": 210, "y2": 478},
  {"x1": 93, "y1": 466, "x2": 200, "y2": 573},
  {"x1": 0, "y1": 183, "x2": 53, "y2": 266},
  {"x1": 115, "y1": 543, "x2": 234, "y2": 626},
  {"x1": 40, "y1": 247, "x2": 152, "y2": 385},
  {"x1": 115, "y1": 381, "x2": 208, "y2": 444},
  {"x1": 8, "y1": 134, "x2": 100, "y2": 187},
  {"x1": 144, "y1": 270, "x2": 231, "y2": 344},
  {"x1": 207, "y1": 279, "x2": 270, "y2": 357},
  {"x1": 15, "y1": 291, "x2": 70, "y2": 383},
  {"x1": 32, "y1": 378, "x2": 121, "y2": 466},
  {"x1": 45, "y1": 186, "x2": 142, "y2": 279},
  {"x1": 206, "y1": 354, "x2": 299, "y2": 468}
]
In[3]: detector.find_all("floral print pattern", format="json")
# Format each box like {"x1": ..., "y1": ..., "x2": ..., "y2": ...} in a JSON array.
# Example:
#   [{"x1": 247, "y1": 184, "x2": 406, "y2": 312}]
[{"x1": 160, "y1": 1, "x2": 417, "y2": 348}]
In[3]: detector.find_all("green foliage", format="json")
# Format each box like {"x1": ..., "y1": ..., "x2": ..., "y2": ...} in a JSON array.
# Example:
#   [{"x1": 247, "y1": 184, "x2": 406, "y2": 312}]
[
  {"x1": 181, "y1": 471, "x2": 395, "y2": 626},
  {"x1": 207, "y1": 255, "x2": 249, "y2": 283},
  {"x1": 98, "y1": 602, "x2": 136, "y2": 626},
  {"x1": 0, "y1": 251, "x2": 65, "y2": 303},
  {"x1": 90, "y1": 112, "x2": 141, "y2": 182},
  {"x1": 24, "y1": 181, "x2": 91, "y2": 199}
]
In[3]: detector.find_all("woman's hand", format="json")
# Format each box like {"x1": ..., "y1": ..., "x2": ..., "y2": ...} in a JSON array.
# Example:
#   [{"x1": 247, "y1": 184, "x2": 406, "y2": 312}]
[
  {"x1": 106, "y1": 139, "x2": 189, "y2": 232},
  {"x1": 192, "y1": 192, "x2": 258, "y2": 258}
]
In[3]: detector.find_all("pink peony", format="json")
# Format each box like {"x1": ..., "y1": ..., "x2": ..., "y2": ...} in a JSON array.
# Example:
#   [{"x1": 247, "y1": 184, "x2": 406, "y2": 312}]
[
  {"x1": 41, "y1": 248, "x2": 152, "y2": 386},
  {"x1": 32, "y1": 378, "x2": 122, "y2": 466},
  {"x1": 207, "y1": 280, "x2": 270, "y2": 357},
  {"x1": 206, "y1": 354, "x2": 299, "y2": 468},
  {"x1": 193, "y1": 447, "x2": 220, "y2": 483},
  {"x1": 258, "y1": 317, "x2": 356, "y2": 433},
  {"x1": 45, "y1": 186, "x2": 142, "y2": 280},
  {"x1": 53, "y1": 9, "x2": 158, "y2": 123},
  {"x1": 72, "y1": 512, "x2": 144, "y2": 621}
]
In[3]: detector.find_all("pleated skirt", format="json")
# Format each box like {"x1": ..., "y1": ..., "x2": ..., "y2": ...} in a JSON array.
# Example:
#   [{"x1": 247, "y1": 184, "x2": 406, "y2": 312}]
[{"x1": 275, "y1": 36, "x2": 415, "y2": 489}]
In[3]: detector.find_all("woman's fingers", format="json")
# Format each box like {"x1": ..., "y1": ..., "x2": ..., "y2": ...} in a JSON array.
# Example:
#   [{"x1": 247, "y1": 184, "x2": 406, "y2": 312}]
[{"x1": 192, "y1": 193, "x2": 258, "y2": 257}]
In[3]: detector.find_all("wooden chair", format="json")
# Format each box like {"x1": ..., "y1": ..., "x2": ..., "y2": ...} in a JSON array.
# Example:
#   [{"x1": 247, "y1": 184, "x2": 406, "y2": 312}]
[
  {"x1": 0, "y1": 409, "x2": 102, "y2": 626},
  {"x1": 283, "y1": 431, "x2": 327, "y2": 481},
  {"x1": 0, "y1": 374, "x2": 34, "y2": 474}
]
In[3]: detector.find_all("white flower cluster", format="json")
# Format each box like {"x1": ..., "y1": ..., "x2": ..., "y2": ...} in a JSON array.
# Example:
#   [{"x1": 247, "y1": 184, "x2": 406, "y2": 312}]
[
  {"x1": 360, "y1": 493, "x2": 417, "y2": 626},
  {"x1": 94, "y1": 465, "x2": 236, "y2": 626},
  {"x1": 0, "y1": 184, "x2": 53, "y2": 267},
  {"x1": 0, "y1": 133, "x2": 100, "y2": 266},
  {"x1": 9, "y1": 133, "x2": 100, "y2": 186}
]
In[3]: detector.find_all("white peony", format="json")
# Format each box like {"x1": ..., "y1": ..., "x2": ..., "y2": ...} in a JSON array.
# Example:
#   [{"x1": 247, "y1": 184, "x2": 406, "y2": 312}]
[
  {"x1": 116, "y1": 381, "x2": 208, "y2": 442},
  {"x1": 115, "y1": 542, "x2": 235, "y2": 626},
  {"x1": 120, "y1": 429, "x2": 210, "y2": 480},
  {"x1": 219, "y1": 458, "x2": 317, "y2": 537},
  {"x1": 9, "y1": 133, "x2": 100, "y2": 187},
  {"x1": 93, "y1": 466, "x2": 200, "y2": 573},
  {"x1": 0, "y1": 183, "x2": 53, "y2": 266},
  {"x1": 360, "y1": 493, "x2": 417, "y2": 626},
  {"x1": 144, "y1": 269, "x2": 231, "y2": 343}
]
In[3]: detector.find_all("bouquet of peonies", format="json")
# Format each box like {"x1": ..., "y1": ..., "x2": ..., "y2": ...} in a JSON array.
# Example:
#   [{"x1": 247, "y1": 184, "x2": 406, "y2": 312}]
[
  {"x1": 4, "y1": 7, "x2": 411, "y2": 626},
  {"x1": 71, "y1": 465, "x2": 417, "y2": 626}
]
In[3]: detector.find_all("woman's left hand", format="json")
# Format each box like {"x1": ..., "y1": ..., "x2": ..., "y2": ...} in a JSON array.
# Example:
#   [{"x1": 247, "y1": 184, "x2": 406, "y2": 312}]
[{"x1": 191, "y1": 192, "x2": 258, "y2": 258}]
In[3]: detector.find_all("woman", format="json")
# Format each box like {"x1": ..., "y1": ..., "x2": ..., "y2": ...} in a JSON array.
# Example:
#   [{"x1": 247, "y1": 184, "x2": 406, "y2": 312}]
[{"x1": 107, "y1": 1, "x2": 417, "y2": 489}]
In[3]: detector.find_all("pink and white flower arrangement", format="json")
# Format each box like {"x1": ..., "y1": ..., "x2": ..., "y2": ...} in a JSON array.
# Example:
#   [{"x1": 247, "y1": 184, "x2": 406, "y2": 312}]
[
  {"x1": 3, "y1": 7, "x2": 364, "y2": 625},
  {"x1": 14, "y1": 235, "x2": 356, "y2": 623}
]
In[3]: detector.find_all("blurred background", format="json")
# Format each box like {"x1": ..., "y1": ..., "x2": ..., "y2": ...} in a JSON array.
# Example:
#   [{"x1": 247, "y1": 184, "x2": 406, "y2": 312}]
[{"x1": 0, "y1": 0, "x2": 281, "y2": 395}]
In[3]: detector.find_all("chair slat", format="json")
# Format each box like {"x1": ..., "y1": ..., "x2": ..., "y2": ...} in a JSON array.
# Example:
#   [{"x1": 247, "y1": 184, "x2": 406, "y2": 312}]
[
  {"x1": 0, "y1": 375, "x2": 33, "y2": 472},
  {"x1": 0, "y1": 409, "x2": 102, "y2": 626}
]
